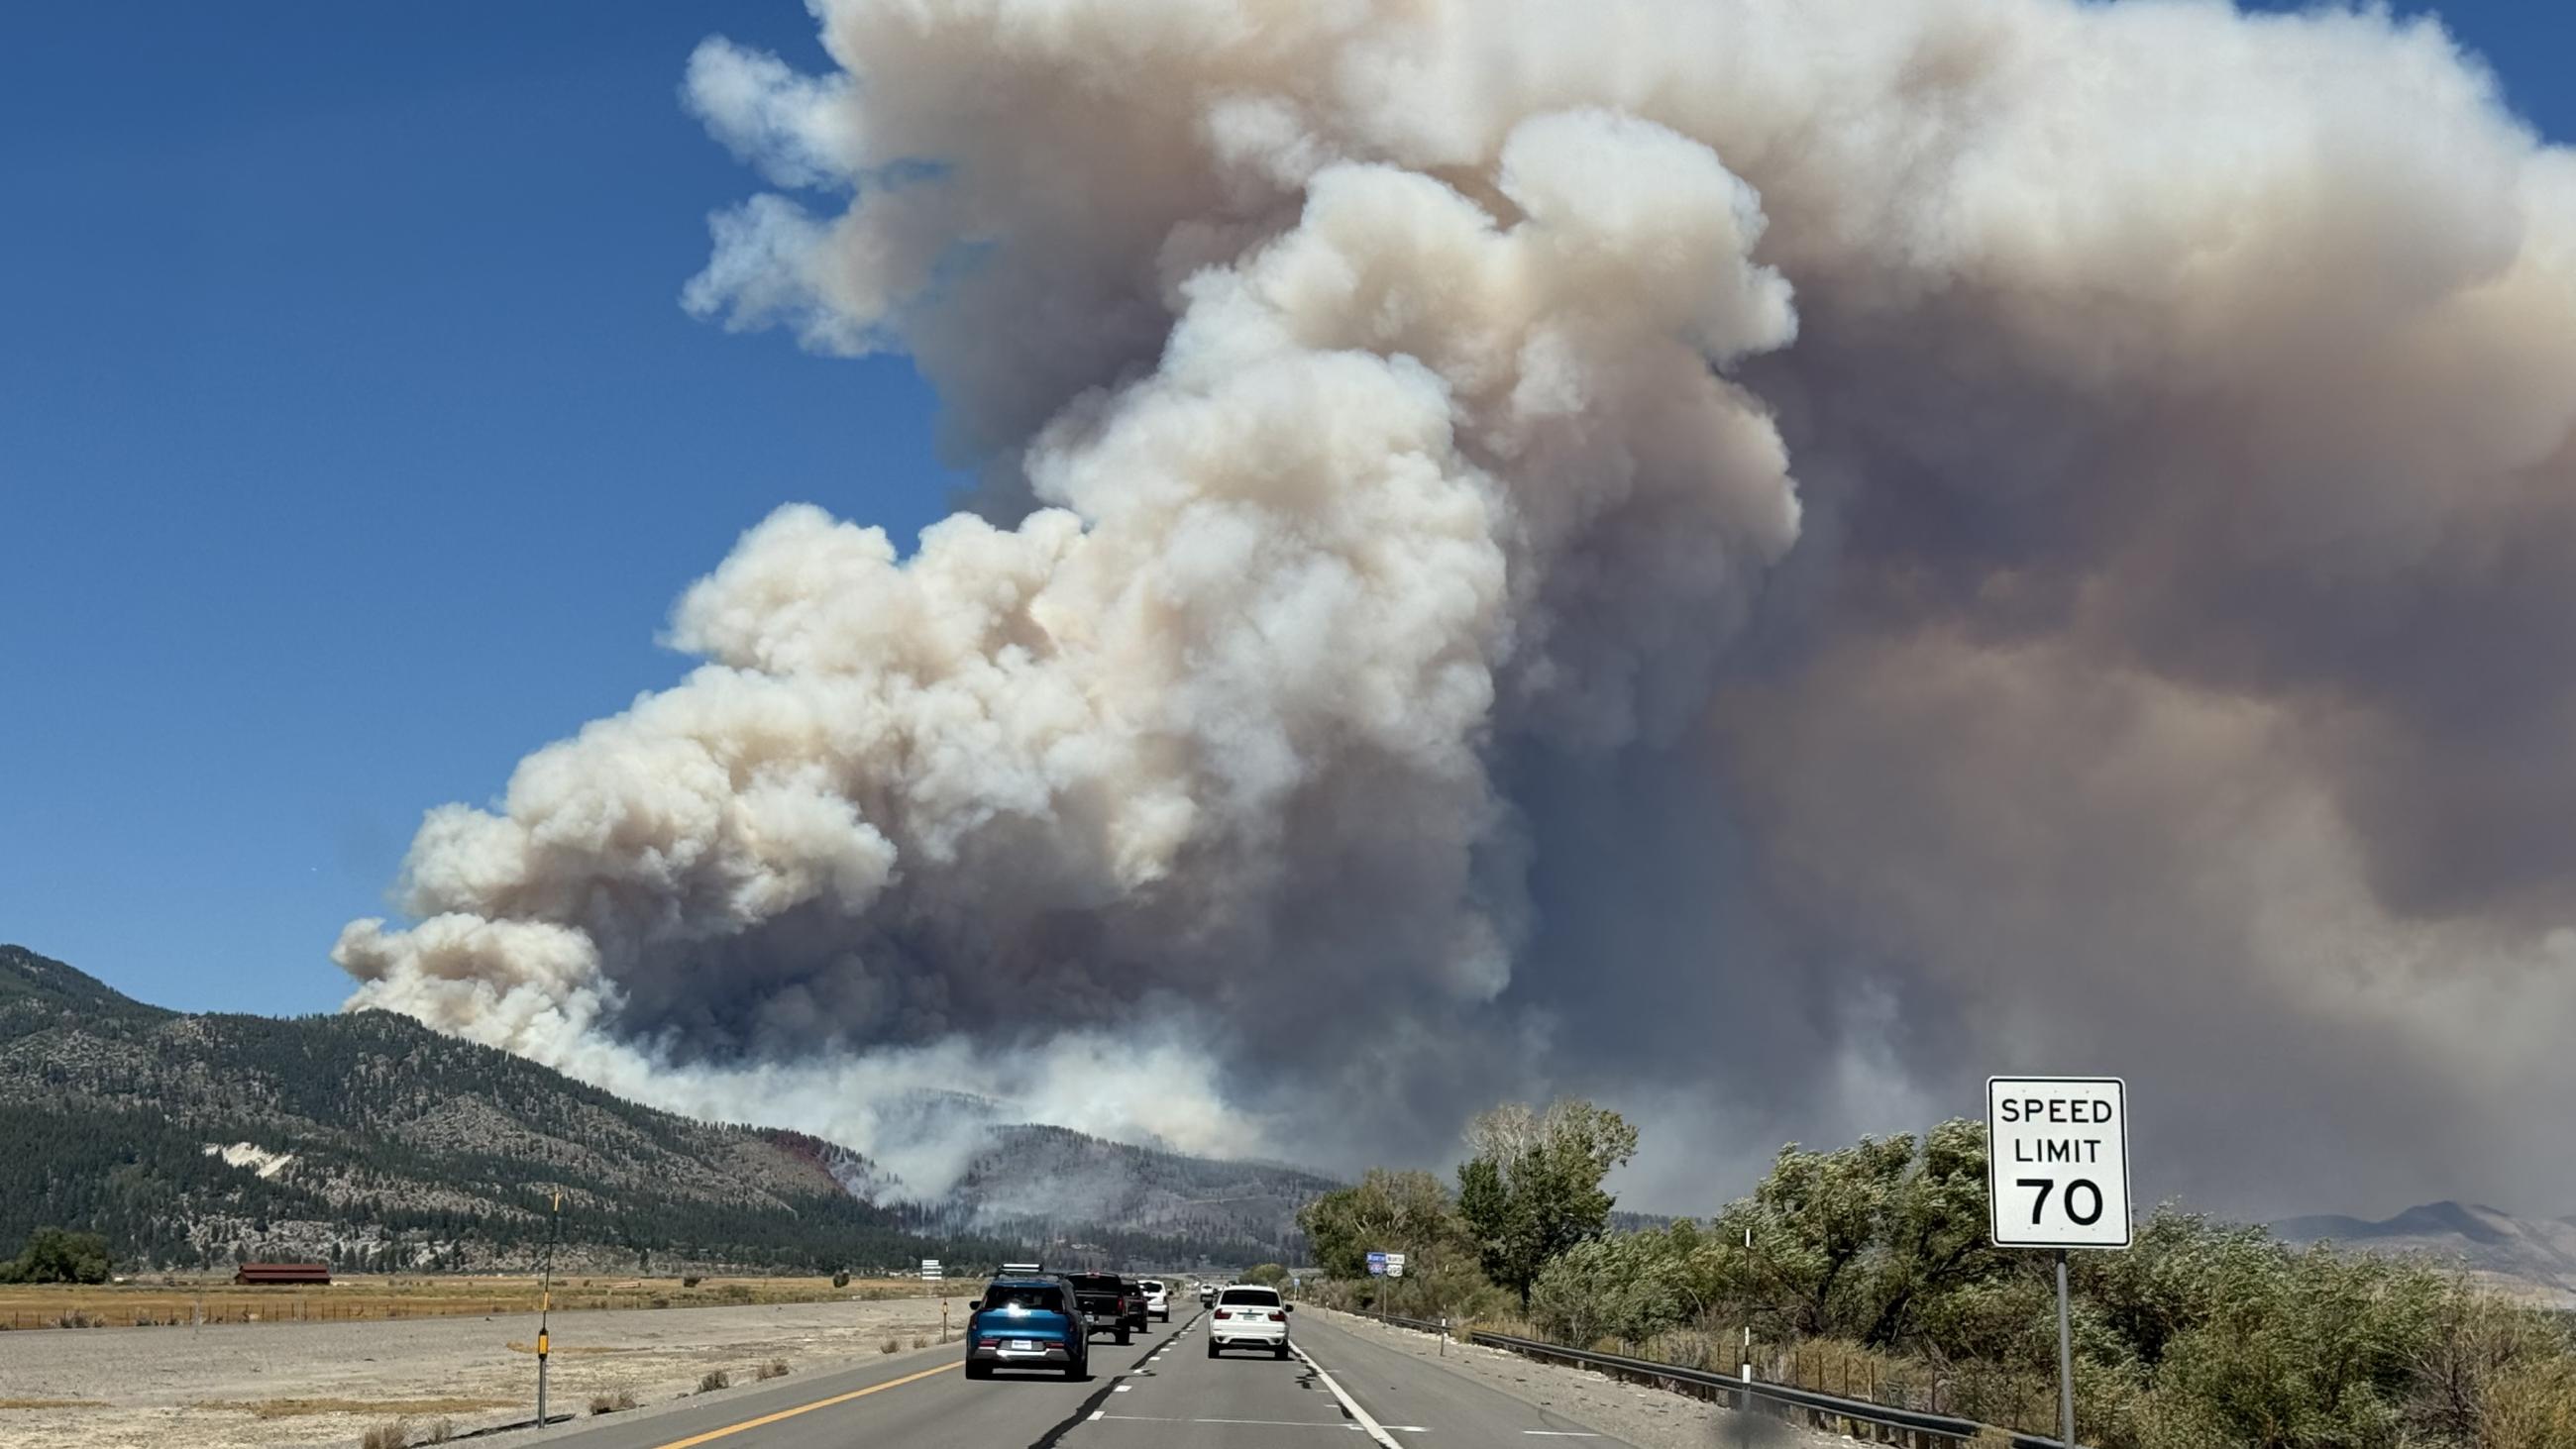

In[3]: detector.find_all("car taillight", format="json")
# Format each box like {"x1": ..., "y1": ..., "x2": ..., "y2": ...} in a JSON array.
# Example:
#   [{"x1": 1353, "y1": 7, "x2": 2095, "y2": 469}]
[
  {"x1": 978, "y1": 1336, "x2": 1002, "y2": 1347},
  {"x1": 1268, "y1": 1311, "x2": 1286, "y2": 1321},
  {"x1": 1214, "y1": 1309, "x2": 1231, "y2": 1319}
]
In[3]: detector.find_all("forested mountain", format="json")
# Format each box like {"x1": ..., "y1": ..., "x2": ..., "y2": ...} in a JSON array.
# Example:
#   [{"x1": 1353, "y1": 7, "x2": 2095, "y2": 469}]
[
  {"x1": 927, "y1": 1124, "x2": 1334, "y2": 1267},
  {"x1": 0, "y1": 945, "x2": 1333, "y2": 1273},
  {"x1": 0, "y1": 945, "x2": 1009, "y2": 1272}
]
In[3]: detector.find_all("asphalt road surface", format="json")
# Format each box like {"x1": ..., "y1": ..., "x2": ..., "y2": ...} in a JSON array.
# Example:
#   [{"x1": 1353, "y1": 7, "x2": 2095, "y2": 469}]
[{"x1": 541, "y1": 1306, "x2": 1637, "y2": 1449}]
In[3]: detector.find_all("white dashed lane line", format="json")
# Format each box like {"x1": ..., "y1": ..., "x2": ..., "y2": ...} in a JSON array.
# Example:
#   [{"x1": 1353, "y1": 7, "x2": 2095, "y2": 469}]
[
  {"x1": 1290, "y1": 1342, "x2": 1405, "y2": 1449},
  {"x1": 1091, "y1": 1417, "x2": 1431, "y2": 1433}
]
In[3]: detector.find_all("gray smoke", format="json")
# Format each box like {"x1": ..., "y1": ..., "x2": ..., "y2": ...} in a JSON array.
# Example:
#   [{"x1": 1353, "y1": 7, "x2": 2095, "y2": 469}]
[{"x1": 340, "y1": 0, "x2": 2576, "y2": 1217}]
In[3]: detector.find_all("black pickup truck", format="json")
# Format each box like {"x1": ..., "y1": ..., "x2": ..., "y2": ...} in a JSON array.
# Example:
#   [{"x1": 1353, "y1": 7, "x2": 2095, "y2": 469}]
[{"x1": 1064, "y1": 1273, "x2": 1142, "y2": 1343}]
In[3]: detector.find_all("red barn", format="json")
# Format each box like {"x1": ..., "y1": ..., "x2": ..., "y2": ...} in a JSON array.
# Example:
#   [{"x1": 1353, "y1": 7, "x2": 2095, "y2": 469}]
[{"x1": 234, "y1": 1263, "x2": 331, "y2": 1286}]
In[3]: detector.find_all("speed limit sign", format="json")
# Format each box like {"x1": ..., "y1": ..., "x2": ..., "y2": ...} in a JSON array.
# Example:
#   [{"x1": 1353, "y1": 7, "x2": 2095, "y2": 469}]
[{"x1": 1986, "y1": 1077, "x2": 2131, "y2": 1249}]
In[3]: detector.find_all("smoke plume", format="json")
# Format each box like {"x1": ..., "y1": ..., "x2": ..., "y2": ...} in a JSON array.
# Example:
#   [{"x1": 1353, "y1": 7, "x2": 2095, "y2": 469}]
[{"x1": 340, "y1": 0, "x2": 2576, "y2": 1217}]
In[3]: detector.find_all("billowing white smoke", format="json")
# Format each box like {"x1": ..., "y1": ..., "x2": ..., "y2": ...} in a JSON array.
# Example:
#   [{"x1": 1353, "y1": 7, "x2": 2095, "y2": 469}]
[{"x1": 344, "y1": 0, "x2": 2576, "y2": 1216}]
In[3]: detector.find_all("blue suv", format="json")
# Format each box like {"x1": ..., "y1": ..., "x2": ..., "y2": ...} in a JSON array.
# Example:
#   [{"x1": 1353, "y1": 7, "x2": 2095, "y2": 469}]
[{"x1": 964, "y1": 1277, "x2": 1090, "y2": 1380}]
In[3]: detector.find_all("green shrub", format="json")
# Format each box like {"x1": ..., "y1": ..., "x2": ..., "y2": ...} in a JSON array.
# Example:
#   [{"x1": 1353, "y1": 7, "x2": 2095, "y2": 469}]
[
  {"x1": 0, "y1": 1227, "x2": 112, "y2": 1285},
  {"x1": 1307, "y1": 1111, "x2": 2576, "y2": 1449}
]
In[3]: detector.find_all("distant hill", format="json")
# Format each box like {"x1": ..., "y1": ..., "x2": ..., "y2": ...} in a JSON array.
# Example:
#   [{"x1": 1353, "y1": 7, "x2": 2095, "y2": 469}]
[
  {"x1": 2273, "y1": 1200, "x2": 2576, "y2": 1308},
  {"x1": 0, "y1": 944, "x2": 1338, "y2": 1273}
]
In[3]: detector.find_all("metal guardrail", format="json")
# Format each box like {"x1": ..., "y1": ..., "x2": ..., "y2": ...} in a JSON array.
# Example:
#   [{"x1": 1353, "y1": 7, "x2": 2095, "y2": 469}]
[{"x1": 1347, "y1": 1309, "x2": 2072, "y2": 1448}]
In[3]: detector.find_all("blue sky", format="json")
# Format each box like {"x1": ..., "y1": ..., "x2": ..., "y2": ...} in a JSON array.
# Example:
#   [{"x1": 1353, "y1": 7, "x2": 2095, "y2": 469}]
[{"x1": 3, "y1": 1, "x2": 2571, "y2": 1017}]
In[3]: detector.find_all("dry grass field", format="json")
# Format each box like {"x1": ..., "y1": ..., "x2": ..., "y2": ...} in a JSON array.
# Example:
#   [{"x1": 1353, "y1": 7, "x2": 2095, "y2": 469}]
[
  {"x1": 0, "y1": 1294, "x2": 963, "y2": 1449},
  {"x1": 0, "y1": 1273, "x2": 942, "y2": 1331}
]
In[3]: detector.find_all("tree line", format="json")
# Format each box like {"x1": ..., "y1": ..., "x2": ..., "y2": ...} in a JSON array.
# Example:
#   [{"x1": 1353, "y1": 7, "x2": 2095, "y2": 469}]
[
  {"x1": 0, "y1": 1103, "x2": 1020, "y2": 1275},
  {"x1": 1297, "y1": 1104, "x2": 2576, "y2": 1449},
  {"x1": 1299, "y1": 1097, "x2": 1638, "y2": 1316},
  {"x1": 0, "y1": 1226, "x2": 112, "y2": 1284}
]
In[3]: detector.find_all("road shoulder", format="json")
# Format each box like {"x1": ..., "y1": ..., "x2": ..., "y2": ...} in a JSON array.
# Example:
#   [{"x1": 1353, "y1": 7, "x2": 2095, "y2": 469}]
[{"x1": 1309, "y1": 1309, "x2": 1839, "y2": 1449}]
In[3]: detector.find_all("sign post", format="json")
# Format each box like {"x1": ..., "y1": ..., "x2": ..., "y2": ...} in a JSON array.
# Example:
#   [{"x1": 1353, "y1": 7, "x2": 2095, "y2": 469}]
[
  {"x1": 535, "y1": 1190, "x2": 562, "y2": 1427},
  {"x1": 922, "y1": 1259, "x2": 945, "y2": 1342},
  {"x1": 1987, "y1": 1077, "x2": 2130, "y2": 1449},
  {"x1": 1740, "y1": 1225, "x2": 1754, "y2": 1384}
]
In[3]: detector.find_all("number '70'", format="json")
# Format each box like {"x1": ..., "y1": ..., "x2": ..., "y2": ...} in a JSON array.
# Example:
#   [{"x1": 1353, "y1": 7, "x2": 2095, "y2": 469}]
[{"x1": 2017, "y1": 1178, "x2": 2106, "y2": 1226}]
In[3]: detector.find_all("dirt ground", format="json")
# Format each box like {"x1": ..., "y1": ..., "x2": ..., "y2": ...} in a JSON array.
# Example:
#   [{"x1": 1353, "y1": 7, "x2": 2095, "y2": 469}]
[
  {"x1": 0, "y1": 1293, "x2": 968, "y2": 1448},
  {"x1": 0, "y1": 1274, "x2": 929, "y2": 1331}
]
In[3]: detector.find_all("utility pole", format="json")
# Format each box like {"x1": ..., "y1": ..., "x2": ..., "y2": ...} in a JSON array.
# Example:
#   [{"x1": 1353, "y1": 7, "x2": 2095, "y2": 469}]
[{"x1": 536, "y1": 1190, "x2": 561, "y2": 1428}]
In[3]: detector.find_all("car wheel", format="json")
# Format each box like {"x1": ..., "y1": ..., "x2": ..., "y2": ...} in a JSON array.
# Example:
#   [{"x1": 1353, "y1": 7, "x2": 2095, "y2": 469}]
[
  {"x1": 1275, "y1": 1341, "x2": 1289, "y2": 1360},
  {"x1": 964, "y1": 1360, "x2": 990, "y2": 1380},
  {"x1": 1063, "y1": 1357, "x2": 1085, "y2": 1381},
  {"x1": 1116, "y1": 1326, "x2": 1130, "y2": 1345},
  {"x1": 1207, "y1": 1339, "x2": 1220, "y2": 1358}
]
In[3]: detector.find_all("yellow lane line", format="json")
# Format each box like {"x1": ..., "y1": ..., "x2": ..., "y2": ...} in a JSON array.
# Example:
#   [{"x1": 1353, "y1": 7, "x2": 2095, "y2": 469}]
[{"x1": 649, "y1": 1360, "x2": 957, "y2": 1448}]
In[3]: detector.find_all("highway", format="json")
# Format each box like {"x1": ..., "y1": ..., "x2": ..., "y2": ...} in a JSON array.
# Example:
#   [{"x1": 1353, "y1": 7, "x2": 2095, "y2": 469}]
[{"x1": 541, "y1": 1306, "x2": 1635, "y2": 1449}]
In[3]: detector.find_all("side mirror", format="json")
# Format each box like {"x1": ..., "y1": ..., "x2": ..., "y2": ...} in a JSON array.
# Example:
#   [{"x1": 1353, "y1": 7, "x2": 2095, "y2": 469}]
[
  {"x1": 1282, "y1": 1303, "x2": 1294, "y2": 1312},
  {"x1": 966, "y1": 1297, "x2": 983, "y2": 1311}
]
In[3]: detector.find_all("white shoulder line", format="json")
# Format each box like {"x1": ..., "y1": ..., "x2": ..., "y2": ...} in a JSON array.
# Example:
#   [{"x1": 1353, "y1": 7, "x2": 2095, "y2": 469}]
[{"x1": 1292, "y1": 1342, "x2": 1404, "y2": 1449}]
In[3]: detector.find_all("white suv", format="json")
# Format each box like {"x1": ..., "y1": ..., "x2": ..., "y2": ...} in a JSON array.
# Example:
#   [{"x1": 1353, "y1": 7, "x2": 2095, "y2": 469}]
[
  {"x1": 1207, "y1": 1285, "x2": 1289, "y2": 1358},
  {"x1": 1139, "y1": 1279, "x2": 1170, "y2": 1321}
]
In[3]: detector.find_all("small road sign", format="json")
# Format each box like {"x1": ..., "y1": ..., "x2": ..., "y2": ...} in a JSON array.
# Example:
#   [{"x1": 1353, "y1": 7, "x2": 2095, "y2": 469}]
[
  {"x1": 1384, "y1": 1252, "x2": 1407, "y2": 1279},
  {"x1": 1365, "y1": 1251, "x2": 1387, "y2": 1277},
  {"x1": 1987, "y1": 1077, "x2": 2131, "y2": 1250},
  {"x1": 920, "y1": 1258, "x2": 943, "y2": 1282}
]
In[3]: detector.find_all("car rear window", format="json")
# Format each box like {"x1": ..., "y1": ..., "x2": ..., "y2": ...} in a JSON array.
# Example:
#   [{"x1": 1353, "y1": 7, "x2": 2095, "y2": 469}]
[
  {"x1": 1219, "y1": 1288, "x2": 1280, "y2": 1306},
  {"x1": 1068, "y1": 1274, "x2": 1120, "y2": 1291},
  {"x1": 1139, "y1": 1280, "x2": 1164, "y2": 1292},
  {"x1": 985, "y1": 1285, "x2": 1065, "y2": 1312}
]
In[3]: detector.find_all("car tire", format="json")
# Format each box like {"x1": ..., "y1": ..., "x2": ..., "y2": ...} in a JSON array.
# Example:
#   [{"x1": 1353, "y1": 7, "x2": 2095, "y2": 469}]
[
  {"x1": 1207, "y1": 1339, "x2": 1220, "y2": 1358},
  {"x1": 964, "y1": 1360, "x2": 990, "y2": 1380},
  {"x1": 1063, "y1": 1358, "x2": 1085, "y2": 1381},
  {"x1": 1275, "y1": 1341, "x2": 1289, "y2": 1360},
  {"x1": 1116, "y1": 1327, "x2": 1130, "y2": 1345}
]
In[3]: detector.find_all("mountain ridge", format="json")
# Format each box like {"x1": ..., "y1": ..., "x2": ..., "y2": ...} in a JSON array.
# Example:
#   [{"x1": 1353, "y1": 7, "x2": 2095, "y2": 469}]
[
  {"x1": 0, "y1": 944, "x2": 1324, "y2": 1272},
  {"x1": 2273, "y1": 1198, "x2": 2576, "y2": 1307}
]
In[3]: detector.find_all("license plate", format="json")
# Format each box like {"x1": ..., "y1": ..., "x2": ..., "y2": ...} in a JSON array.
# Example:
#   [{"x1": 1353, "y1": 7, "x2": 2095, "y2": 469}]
[{"x1": 1011, "y1": 1340, "x2": 1037, "y2": 1352}]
